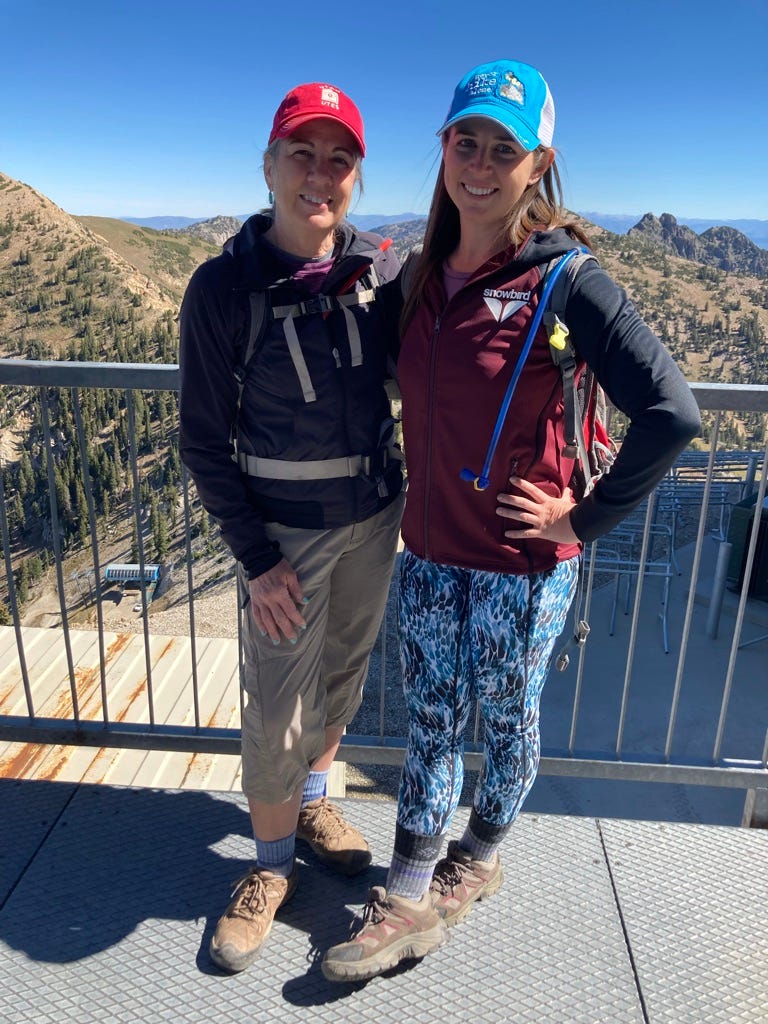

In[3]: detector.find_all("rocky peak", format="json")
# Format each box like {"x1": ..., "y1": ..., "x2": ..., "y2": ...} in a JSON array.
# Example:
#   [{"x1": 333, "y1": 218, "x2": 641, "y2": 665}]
[
  {"x1": 629, "y1": 212, "x2": 701, "y2": 260},
  {"x1": 175, "y1": 215, "x2": 243, "y2": 248},
  {"x1": 628, "y1": 211, "x2": 767, "y2": 274},
  {"x1": 699, "y1": 225, "x2": 768, "y2": 276}
]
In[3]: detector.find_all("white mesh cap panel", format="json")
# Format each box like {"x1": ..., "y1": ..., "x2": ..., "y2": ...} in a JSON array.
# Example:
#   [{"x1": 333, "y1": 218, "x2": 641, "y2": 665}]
[{"x1": 538, "y1": 83, "x2": 555, "y2": 147}]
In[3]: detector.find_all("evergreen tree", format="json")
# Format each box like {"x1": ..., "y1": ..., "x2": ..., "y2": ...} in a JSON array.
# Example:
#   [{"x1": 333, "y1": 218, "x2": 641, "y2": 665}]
[
  {"x1": 17, "y1": 561, "x2": 29, "y2": 604},
  {"x1": 153, "y1": 513, "x2": 169, "y2": 560},
  {"x1": 75, "y1": 481, "x2": 89, "y2": 546},
  {"x1": 199, "y1": 509, "x2": 210, "y2": 539}
]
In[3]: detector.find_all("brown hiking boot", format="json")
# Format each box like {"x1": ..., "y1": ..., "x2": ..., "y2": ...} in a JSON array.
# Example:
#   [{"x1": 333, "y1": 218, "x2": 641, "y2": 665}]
[
  {"x1": 321, "y1": 886, "x2": 448, "y2": 983},
  {"x1": 209, "y1": 866, "x2": 297, "y2": 972},
  {"x1": 429, "y1": 840, "x2": 503, "y2": 926},
  {"x1": 296, "y1": 797, "x2": 372, "y2": 876}
]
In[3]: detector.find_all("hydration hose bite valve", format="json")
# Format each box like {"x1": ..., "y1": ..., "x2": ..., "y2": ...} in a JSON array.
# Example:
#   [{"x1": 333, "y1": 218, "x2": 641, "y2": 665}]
[{"x1": 460, "y1": 468, "x2": 490, "y2": 490}]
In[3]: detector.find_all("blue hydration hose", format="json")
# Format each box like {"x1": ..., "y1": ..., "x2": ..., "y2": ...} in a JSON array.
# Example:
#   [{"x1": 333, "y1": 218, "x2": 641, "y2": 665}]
[{"x1": 460, "y1": 247, "x2": 583, "y2": 491}]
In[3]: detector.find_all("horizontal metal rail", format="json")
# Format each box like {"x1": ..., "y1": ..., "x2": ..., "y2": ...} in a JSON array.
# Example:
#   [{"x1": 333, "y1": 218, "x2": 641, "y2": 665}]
[
  {"x1": 1, "y1": 360, "x2": 768, "y2": 410},
  {"x1": 1, "y1": 717, "x2": 766, "y2": 792}
]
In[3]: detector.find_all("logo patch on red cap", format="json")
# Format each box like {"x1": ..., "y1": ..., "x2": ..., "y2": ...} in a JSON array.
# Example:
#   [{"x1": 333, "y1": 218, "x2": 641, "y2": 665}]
[{"x1": 320, "y1": 86, "x2": 339, "y2": 109}]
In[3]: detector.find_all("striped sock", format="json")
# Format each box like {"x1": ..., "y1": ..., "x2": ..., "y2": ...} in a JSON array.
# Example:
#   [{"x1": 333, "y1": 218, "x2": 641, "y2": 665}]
[
  {"x1": 255, "y1": 833, "x2": 295, "y2": 878},
  {"x1": 458, "y1": 809, "x2": 511, "y2": 863},
  {"x1": 386, "y1": 824, "x2": 444, "y2": 901},
  {"x1": 301, "y1": 769, "x2": 329, "y2": 808}
]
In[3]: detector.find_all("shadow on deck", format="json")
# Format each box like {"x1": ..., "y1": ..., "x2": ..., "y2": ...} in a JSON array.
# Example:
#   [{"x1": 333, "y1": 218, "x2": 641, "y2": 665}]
[{"x1": 1, "y1": 778, "x2": 767, "y2": 1024}]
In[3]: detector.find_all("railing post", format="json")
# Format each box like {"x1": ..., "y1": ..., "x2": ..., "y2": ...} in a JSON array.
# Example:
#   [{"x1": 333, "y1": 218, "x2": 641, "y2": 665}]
[
  {"x1": 327, "y1": 761, "x2": 347, "y2": 798},
  {"x1": 743, "y1": 454, "x2": 758, "y2": 500},
  {"x1": 741, "y1": 788, "x2": 768, "y2": 828},
  {"x1": 706, "y1": 541, "x2": 732, "y2": 639}
]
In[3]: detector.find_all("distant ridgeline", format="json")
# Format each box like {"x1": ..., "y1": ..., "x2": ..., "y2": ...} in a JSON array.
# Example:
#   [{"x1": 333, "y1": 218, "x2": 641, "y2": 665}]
[{"x1": 0, "y1": 169, "x2": 765, "y2": 624}]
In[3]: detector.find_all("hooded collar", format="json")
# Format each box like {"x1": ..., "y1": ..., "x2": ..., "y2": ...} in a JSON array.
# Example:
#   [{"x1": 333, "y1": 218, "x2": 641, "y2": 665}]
[
  {"x1": 223, "y1": 213, "x2": 380, "y2": 290},
  {"x1": 475, "y1": 227, "x2": 587, "y2": 280}
]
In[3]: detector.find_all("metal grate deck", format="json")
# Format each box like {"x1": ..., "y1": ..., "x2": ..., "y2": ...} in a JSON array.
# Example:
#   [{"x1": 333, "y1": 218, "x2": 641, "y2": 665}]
[{"x1": 2, "y1": 781, "x2": 766, "y2": 1023}]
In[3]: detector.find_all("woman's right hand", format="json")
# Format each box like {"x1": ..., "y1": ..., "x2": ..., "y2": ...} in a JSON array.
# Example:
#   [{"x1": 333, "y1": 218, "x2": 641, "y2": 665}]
[{"x1": 248, "y1": 558, "x2": 307, "y2": 644}]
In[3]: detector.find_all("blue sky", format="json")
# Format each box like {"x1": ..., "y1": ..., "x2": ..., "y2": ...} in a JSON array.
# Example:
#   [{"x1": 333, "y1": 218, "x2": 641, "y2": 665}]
[{"x1": 1, "y1": 0, "x2": 767, "y2": 222}]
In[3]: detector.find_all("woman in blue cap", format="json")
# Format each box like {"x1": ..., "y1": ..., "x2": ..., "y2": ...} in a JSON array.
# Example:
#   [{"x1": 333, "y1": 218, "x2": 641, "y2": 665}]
[{"x1": 322, "y1": 59, "x2": 700, "y2": 982}]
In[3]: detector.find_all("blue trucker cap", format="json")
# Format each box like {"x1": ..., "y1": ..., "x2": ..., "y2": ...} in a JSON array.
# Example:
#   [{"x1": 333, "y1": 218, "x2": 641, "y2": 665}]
[{"x1": 437, "y1": 59, "x2": 555, "y2": 151}]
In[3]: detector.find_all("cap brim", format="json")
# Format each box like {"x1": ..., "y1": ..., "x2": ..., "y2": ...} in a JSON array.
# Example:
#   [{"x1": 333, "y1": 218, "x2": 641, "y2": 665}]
[
  {"x1": 436, "y1": 110, "x2": 538, "y2": 152},
  {"x1": 274, "y1": 113, "x2": 365, "y2": 157}
]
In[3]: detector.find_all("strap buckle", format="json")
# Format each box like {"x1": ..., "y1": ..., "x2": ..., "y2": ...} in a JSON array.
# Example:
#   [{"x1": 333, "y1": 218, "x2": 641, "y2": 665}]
[
  {"x1": 360, "y1": 446, "x2": 395, "y2": 478},
  {"x1": 298, "y1": 295, "x2": 335, "y2": 316}
]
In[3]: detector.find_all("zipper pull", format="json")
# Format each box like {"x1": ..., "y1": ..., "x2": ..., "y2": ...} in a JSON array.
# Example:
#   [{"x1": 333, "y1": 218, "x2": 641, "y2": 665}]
[{"x1": 332, "y1": 347, "x2": 341, "y2": 368}]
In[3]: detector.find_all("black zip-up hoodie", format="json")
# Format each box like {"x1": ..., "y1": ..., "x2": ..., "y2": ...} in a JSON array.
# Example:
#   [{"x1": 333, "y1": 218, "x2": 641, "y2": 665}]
[{"x1": 179, "y1": 214, "x2": 402, "y2": 578}]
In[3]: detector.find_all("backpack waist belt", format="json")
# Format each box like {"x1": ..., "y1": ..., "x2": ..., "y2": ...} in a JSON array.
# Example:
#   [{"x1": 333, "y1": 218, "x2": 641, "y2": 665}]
[{"x1": 237, "y1": 446, "x2": 402, "y2": 480}]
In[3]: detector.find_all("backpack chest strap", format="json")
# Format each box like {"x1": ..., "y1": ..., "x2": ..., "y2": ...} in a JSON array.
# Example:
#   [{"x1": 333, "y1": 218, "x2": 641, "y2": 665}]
[{"x1": 270, "y1": 288, "x2": 376, "y2": 320}]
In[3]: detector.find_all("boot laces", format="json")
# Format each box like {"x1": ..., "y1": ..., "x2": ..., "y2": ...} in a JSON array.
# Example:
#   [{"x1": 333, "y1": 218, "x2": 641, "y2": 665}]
[
  {"x1": 303, "y1": 798, "x2": 348, "y2": 840},
  {"x1": 431, "y1": 856, "x2": 468, "y2": 896},
  {"x1": 228, "y1": 870, "x2": 269, "y2": 918},
  {"x1": 350, "y1": 887, "x2": 389, "y2": 936}
]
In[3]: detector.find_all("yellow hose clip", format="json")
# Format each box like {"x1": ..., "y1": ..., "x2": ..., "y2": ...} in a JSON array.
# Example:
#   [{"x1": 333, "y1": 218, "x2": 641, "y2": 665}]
[{"x1": 548, "y1": 317, "x2": 570, "y2": 352}]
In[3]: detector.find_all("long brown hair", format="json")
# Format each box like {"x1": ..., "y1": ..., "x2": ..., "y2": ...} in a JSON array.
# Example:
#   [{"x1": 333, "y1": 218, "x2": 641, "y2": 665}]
[{"x1": 400, "y1": 142, "x2": 590, "y2": 332}]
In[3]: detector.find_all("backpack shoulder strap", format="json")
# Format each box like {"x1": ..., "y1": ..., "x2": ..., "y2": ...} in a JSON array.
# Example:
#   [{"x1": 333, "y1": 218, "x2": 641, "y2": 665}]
[
  {"x1": 233, "y1": 255, "x2": 384, "y2": 427},
  {"x1": 543, "y1": 250, "x2": 598, "y2": 466},
  {"x1": 546, "y1": 250, "x2": 597, "y2": 318},
  {"x1": 233, "y1": 289, "x2": 270, "y2": 406},
  {"x1": 400, "y1": 244, "x2": 423, "y2": 301}
]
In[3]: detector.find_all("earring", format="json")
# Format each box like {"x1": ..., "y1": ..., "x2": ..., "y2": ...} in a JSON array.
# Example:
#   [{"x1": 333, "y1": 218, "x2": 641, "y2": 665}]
[{"x1": 268, "y1": 189, "x2": 274, "y2": 205}]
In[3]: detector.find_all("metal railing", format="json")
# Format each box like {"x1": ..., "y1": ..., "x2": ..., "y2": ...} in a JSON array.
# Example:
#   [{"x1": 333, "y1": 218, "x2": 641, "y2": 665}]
[{"x1": 1, "y1": 361, "x2": 767, "y2": 821}]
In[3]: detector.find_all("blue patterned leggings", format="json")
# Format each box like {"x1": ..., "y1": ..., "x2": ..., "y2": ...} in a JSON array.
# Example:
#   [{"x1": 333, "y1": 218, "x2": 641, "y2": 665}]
[{"x1": 396, "y1": 549, "x2": 578, "y2": 835}]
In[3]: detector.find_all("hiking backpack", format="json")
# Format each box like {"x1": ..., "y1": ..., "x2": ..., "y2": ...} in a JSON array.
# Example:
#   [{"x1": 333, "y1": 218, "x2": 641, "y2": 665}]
[
  {"x1": 233, "y1": 259, "x2": 382, "y2": 419},
  {"x1": 228, "y1": 245, "x2": 404, "y2": 491},
  {"x1": 541, "y1": 250, "x2": 617, "y2": 502}
]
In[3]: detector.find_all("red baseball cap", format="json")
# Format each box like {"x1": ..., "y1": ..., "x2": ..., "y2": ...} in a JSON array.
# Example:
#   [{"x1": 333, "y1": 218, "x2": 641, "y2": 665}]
[{"x1": 268, "y1": 82, "x2": 366, "y2": 157}]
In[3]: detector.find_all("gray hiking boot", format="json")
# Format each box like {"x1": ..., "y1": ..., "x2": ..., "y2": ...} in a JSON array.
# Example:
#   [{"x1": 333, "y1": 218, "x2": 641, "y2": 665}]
[
  {"x1": 321, "y1": 885, "x2": 448, "y2": 983},
  {"x1": 429, "y1": 840, "x2": 503, "y2": 926},
  {"x1": 296, "y1": 797, "x2": 372, "y2": 876},
  {"x1": 209, "y1": 865, "x2": 297, "y2": 972}
]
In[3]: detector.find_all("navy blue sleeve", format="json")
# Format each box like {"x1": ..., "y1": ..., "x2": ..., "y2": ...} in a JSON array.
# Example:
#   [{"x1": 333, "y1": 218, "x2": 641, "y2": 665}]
[
  {"x1": 178, "y1": 261, "x2": 282, "y2": 578},
  {"x1": 566, "y1": 261, "x2": 701, "y2": 542}
]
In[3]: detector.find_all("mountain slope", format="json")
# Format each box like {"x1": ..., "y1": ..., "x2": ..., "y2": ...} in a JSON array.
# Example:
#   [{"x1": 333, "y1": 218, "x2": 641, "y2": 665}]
[
  {"x1": 76, "y1": 216, "x2": 218, "y2": 303},
  {"x1": 0, "y1": 173, "x2": 184, "y2": 360}
]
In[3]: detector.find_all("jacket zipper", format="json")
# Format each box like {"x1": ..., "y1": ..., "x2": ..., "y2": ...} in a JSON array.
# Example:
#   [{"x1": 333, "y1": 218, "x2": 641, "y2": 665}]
[
  {"x1": 423, "y1": 313, "x2": 442, "y2": 560},
  {"x1": 420, "y1": 270, "x2": 504, "y2": 559}
]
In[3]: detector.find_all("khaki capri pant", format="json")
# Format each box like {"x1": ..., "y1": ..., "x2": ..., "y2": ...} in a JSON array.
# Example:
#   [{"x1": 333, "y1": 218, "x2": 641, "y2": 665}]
[{"x1": 240, "y1": 491, "x2": 404, "y2": 803}]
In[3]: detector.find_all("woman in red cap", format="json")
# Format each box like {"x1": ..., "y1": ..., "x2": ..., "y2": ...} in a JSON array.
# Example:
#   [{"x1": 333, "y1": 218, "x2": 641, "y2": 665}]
[
  {"x1": 179, "y1": 82, "x2": 403, "y2": 973},
  {"x1": 322, "y1": 58, "x2": 700, "y2": 983}
]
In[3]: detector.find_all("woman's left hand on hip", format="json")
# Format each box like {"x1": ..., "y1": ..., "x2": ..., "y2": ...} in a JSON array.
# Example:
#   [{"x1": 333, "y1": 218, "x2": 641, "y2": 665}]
[{"x1": 496, "y1": 476, "x2": 579, "y2": 545}]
